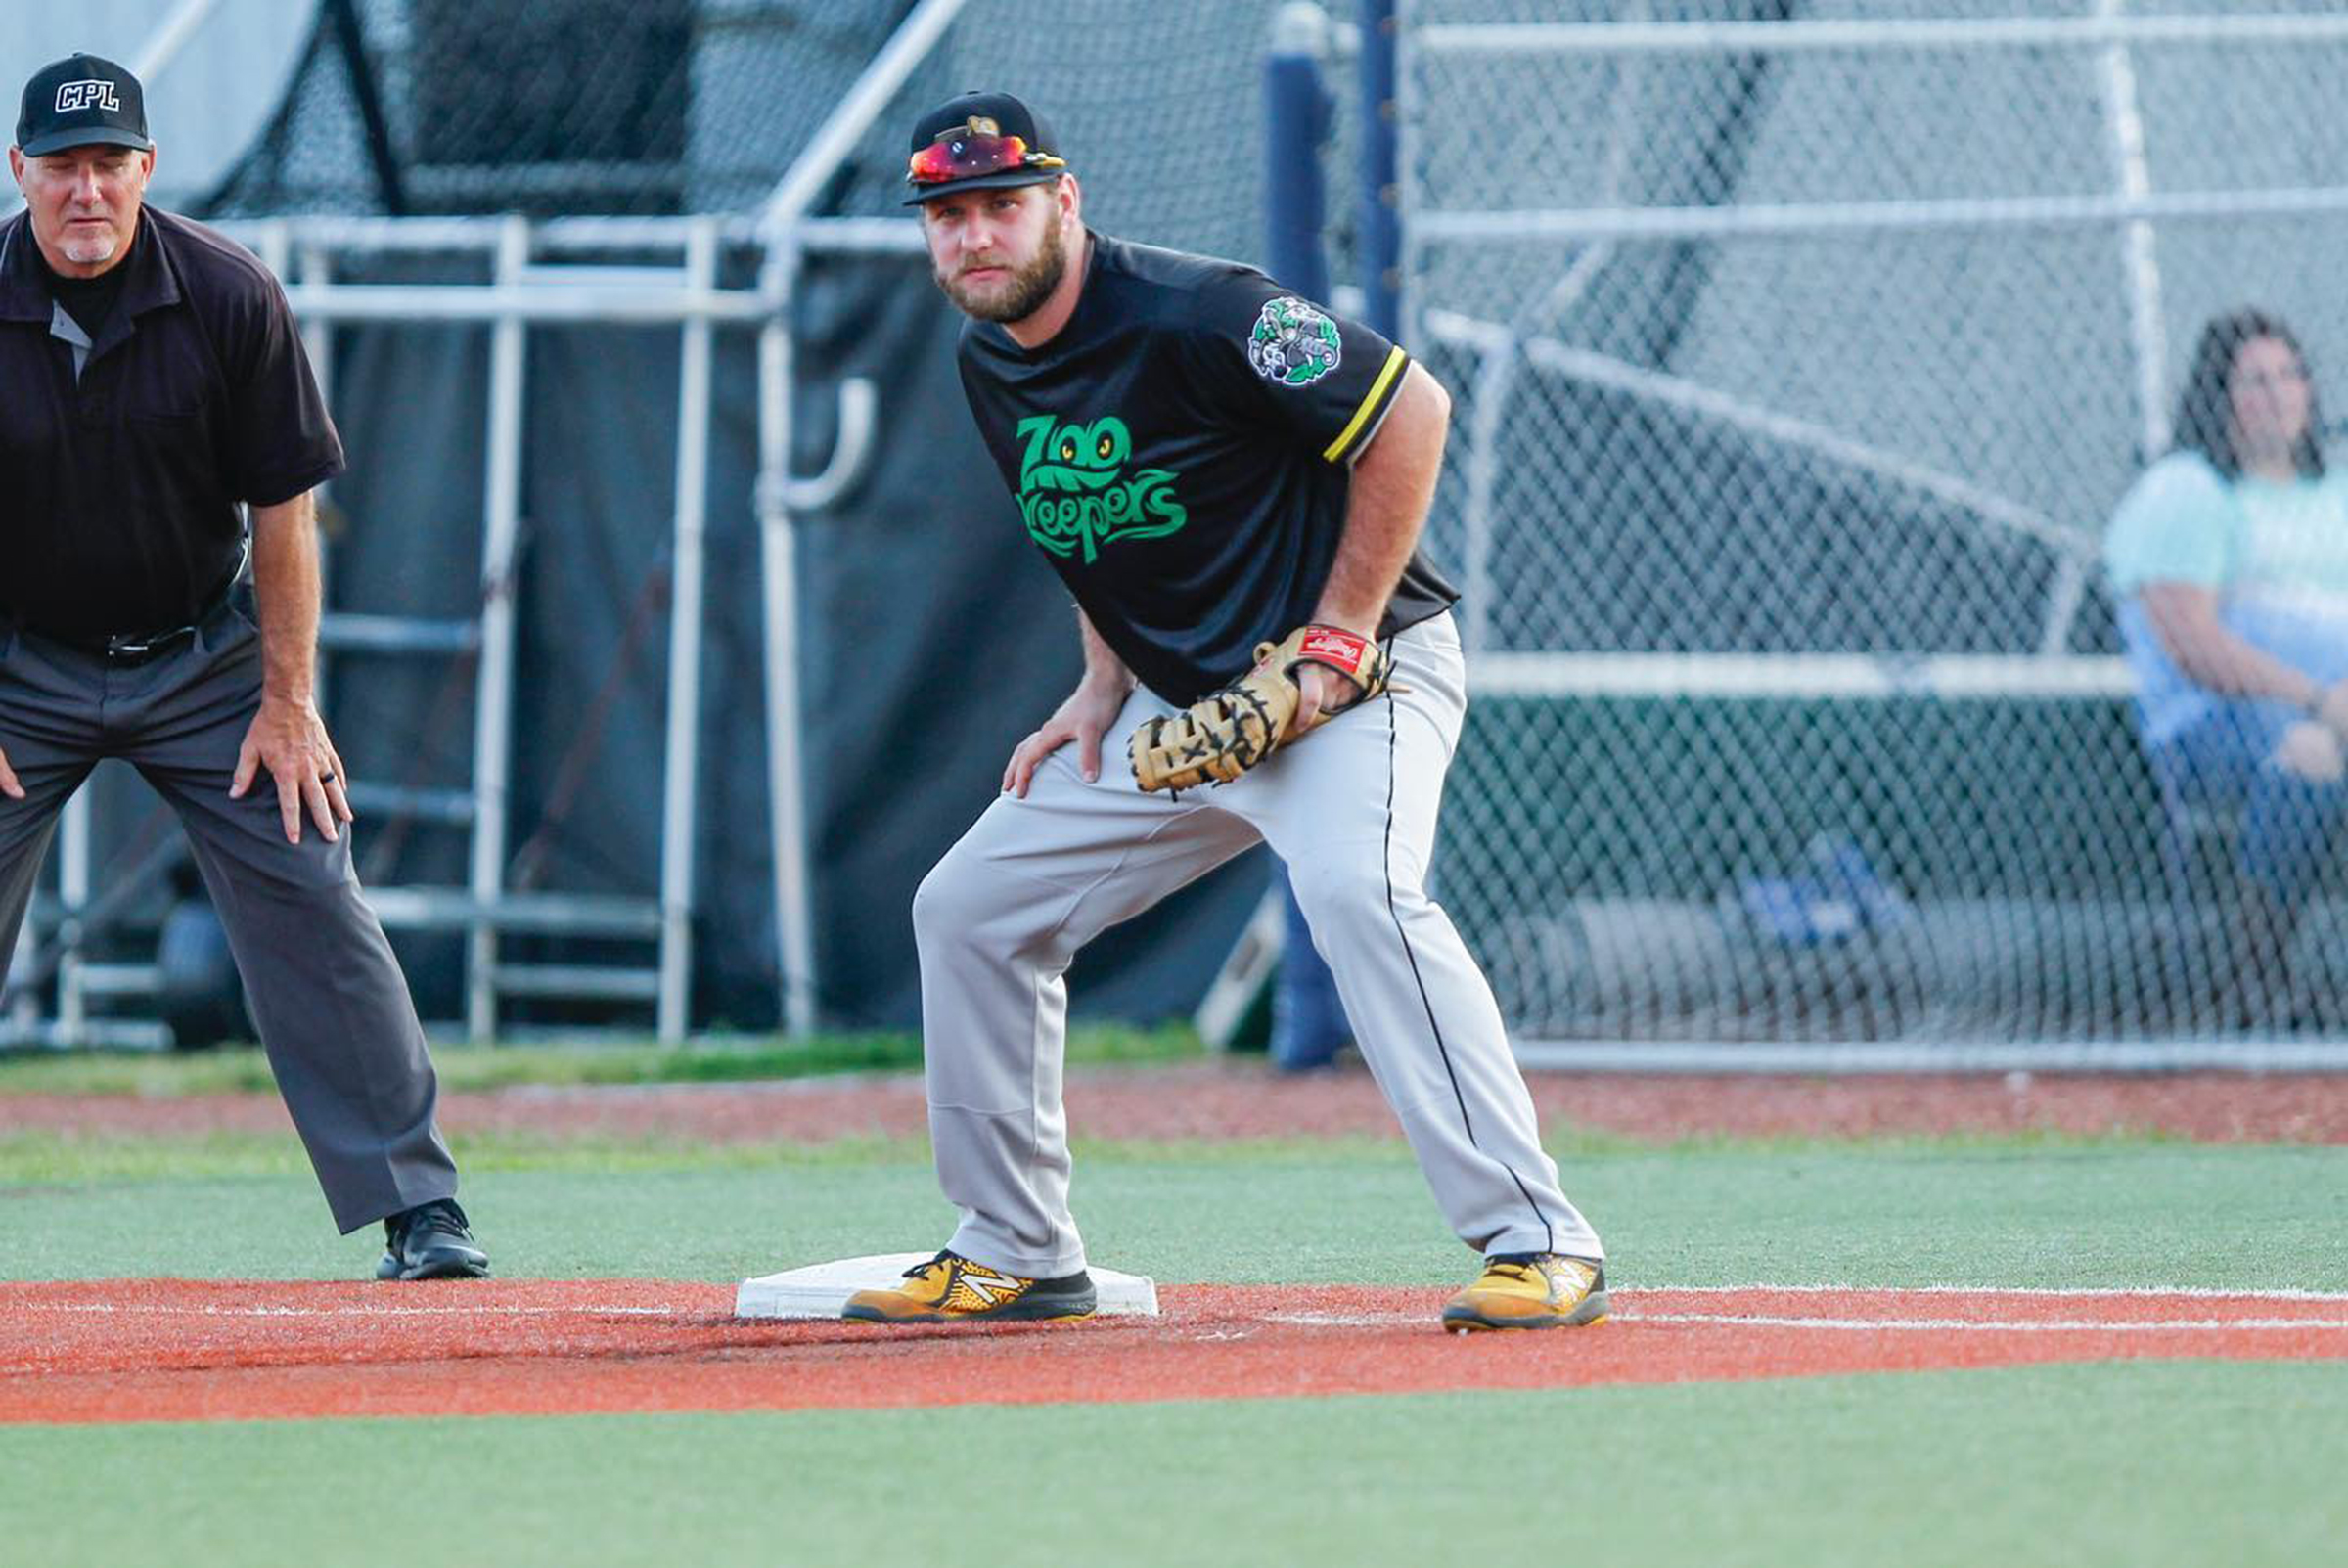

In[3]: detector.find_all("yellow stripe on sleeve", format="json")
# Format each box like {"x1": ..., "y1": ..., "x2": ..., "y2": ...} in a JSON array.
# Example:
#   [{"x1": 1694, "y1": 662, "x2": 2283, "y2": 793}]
[{"x1": 1321, "y1": 344, "x2": 1409, "y2": 463}]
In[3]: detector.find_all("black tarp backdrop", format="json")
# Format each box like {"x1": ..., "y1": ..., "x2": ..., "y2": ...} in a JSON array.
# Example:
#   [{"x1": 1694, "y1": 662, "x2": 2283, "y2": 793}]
[{"x1": 300, "y1": 246, "x2": 1265, "y2": 1031}]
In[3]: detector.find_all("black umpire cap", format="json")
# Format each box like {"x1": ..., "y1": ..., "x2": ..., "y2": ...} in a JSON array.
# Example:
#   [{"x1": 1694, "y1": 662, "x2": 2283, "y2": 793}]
[
  {"x1": 903, "y1": 91, "x2": 1069, "y2": 206},
  {"x1": 16, "y1": 53, "x2": 152, "y2": 157}
]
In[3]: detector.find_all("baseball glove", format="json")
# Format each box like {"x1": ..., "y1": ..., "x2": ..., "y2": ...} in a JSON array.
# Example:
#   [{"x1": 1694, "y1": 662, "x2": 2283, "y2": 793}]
[{"x1": 1129, "y1": 623, "x2": 1391, "y2": 792}]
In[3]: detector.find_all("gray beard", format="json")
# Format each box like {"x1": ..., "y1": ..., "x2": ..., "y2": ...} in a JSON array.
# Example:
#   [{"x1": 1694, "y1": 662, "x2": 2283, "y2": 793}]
[{"x1": 937, "y1": 219, "x2": 1066, "y2": 324}]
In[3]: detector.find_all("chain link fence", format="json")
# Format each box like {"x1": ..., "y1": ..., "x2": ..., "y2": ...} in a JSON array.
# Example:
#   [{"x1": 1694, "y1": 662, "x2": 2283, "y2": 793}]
[
  {"x1": 1409, "y1": 2, "x2": 2348, "y2": 1051},
  {"x1": 204, "y1": 0, "x2": 1306, "y2": 260},
  {"x1": 178, "y1": 0, "x2": 2348, "y2": 1051}
]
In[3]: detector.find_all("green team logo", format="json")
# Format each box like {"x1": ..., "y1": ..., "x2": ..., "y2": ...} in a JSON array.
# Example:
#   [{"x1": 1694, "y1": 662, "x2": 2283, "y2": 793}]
[
  {"x1": 1247, "y1": 295, "x2": 1342, "y2": 386},
  {"x1": 1016, "y1": 414, "x2": 1188, "y2": 564}
]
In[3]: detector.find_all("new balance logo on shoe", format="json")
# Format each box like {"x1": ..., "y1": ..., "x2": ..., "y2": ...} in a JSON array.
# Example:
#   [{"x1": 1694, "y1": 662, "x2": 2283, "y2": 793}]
[{"x1": 841, "y1": 1249, "x2": 1098, "y2": 1324}]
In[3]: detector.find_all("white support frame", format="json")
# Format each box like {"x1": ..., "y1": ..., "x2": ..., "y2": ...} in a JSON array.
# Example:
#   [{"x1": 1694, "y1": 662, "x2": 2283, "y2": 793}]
[
  {"x1": 1415, "y1": 186, "x2": 2348, "y2": 247},
  {"x1": 1413, "y1": 14, "x2": 2348, "y2": 57},
  {"x1": 23, "y1": 211, "x2": 798, "y2": 1046},
  {"x1": 753, "y1": 291, "x2": 817, "y2": 1039},
  {"x1": 465, "y1": 218, "x2": 531, "y2": 1043},
  {"x1": 656, "y1": 221, "x2": 720, "y2": 1042},
  {"x1": 1468, "y1": 650, "x2": 2130, "y2": 703}
]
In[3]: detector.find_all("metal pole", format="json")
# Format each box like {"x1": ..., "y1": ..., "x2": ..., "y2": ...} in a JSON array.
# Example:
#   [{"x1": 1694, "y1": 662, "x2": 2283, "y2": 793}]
[
  {"x1": 756, "y1": 0, "x2": 974, "y2": 243},
  {"x1": 656, "y1": 221, "x2": 717, "y2": 1043},
  {"x1": 1359, "y1": 0, "x2": 1402, "y2": 336},
  {"x1": 757, "y1": 246, "x2": 817, "y2": 1037},
  {"x1": 1417, "y1": 184, "x2": 2348, "y2": 245},
  {"x1": 58, "y1": 792, "x2": 89, "y2": 1040},
  {"x1": 131, "y1": 0, "x2": 226, "y2": 82},
  {"x1": 2067, "y1": 0, "x2": 2166, "y2": 663},
  {"x1": 2097, "y1": 0, "x2": 2170, "y2": 463},
  {"x1": 7, "y1": 908, "x2": 33, "y2": 1035},
  {"x1": 1265, "y1": 4, "x2": 1332, "y2": 301},
  {"x1": 1414, "y1": 14, "x2": 2348, "y2": 57},
  {"x1": 1457, "y1": 344, "x2": 1513, "y2": 654},
  {"x1": 466, "y1": 217, "x2": 530, "y2": 1042},
  {"x1": 296, "y1": 237, "x2": 339, "y2": 717}
]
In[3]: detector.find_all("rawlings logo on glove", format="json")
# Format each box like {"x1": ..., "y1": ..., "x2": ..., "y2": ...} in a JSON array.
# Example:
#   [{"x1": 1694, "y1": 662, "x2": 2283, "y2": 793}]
[{"x1": 1128, "y1": 623, "x2": 1391, "y2": 792}]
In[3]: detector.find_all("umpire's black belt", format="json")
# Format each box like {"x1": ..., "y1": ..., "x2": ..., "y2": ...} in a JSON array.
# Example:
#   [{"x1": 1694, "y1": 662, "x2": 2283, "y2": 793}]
[{"x1": 15, "y1": 592, "x2": 239, "y2": 668}]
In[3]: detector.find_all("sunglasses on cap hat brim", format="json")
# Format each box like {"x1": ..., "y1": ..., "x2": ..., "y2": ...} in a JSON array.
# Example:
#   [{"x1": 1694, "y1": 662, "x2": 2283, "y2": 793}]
[{"x1": 904, "y1": 126, "x2": 1067, "y2": 203}]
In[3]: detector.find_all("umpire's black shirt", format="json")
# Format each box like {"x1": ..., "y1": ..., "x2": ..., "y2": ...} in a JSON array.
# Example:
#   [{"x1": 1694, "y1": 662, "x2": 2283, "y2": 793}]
[{"x1": 0, "y1": 206, "x2": 343, "y2": 641}]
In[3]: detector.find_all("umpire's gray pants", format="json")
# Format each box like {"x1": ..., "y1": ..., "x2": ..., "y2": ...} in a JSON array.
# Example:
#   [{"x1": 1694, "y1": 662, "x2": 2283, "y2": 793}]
[
  {"x1": 913, "y1": 613, "x2": 1603, "y2": 1277},
  {"x1": 0, "y1": 606, "x2": 459, "y2": 1233}
]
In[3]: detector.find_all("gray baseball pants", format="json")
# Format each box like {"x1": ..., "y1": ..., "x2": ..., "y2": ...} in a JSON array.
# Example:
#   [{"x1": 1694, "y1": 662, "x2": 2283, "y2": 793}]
[
  {"x1": 0, "y1": 605, "x2": 459, "y2": 1233},
  {"x1": 913, "y1": 612, "x2": 1603, "y2": 1277}
]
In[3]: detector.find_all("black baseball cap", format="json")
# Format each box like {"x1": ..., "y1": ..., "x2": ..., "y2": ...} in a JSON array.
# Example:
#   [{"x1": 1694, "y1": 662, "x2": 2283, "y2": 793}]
[
  {"x1": 16, "y1": 53, "x2": 151, "y2": 157},
  {"x1": 903, "y1": 91, "x2": 1068, "y2": 206}
]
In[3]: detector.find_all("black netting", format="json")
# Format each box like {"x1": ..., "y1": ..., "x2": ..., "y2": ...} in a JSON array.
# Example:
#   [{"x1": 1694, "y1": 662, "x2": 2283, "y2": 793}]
[{"x1": 204, "y1": 0, "x2": 913, "y2": 217}]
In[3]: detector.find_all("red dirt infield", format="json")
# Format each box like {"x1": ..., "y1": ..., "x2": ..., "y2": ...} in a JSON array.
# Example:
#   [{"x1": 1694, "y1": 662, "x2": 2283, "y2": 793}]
[
  {"x1": 5, "y1": 1278, "x2": 2344, "y2": 1426},
  {"x1": 11, "y1": 1065, "x2": 2348, "y2": 1145}
]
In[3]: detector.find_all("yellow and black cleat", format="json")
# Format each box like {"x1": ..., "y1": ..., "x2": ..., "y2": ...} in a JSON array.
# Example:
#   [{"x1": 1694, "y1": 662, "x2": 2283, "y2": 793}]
[
  {"x1": 842, "y1": 1249, "x2": 1098, "y2": 1324},
  {"x1": 1441, "y1": 1253, "x2": 1608, "y2": 1333}
]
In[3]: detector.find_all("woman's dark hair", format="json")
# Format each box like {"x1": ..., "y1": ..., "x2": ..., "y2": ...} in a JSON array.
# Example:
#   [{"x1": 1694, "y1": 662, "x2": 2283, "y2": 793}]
[{"x1": 2171, "y1": 307, "x2": 2325, "y2": 479}]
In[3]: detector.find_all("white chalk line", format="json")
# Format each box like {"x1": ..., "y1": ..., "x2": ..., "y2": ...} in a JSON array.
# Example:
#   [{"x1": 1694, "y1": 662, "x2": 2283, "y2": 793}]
[
  {"x1": 1261, "y1": 1309, "x2": 2348, "y2": 1332},
  {"x1": 29, "y1": 1303, "x2": 694, "y2": 1319},
  {"x1": 1648, "y1": 1283, "x2": 2348, "y2": 1302},
  {"x1": 20, "y1": 1284, "x2": 2348, "y2": 1332},
  {"x1": 1630, "y1": 1311, "x2": 2348, "y2": 1332}
]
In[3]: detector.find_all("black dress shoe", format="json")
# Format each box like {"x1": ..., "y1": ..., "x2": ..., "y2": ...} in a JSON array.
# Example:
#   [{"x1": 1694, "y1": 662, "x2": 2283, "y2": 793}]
[{"x1": 376, "y1": 1198, "x2": 490, "y2": 1280}]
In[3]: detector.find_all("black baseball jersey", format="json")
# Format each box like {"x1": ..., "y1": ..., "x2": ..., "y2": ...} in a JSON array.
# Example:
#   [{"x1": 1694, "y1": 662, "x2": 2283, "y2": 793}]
[
  {"x1": 0, "y1": 207, "x2": 345, "y2": 640},
  {"x1": 956, "y1": 232, "x2": 1458, "y2": 705}
]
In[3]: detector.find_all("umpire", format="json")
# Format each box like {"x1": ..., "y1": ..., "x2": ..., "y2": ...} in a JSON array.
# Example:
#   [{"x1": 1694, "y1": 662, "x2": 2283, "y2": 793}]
[{"x1": 1, "y1": 54, "x2": 486, "y2": 1280}]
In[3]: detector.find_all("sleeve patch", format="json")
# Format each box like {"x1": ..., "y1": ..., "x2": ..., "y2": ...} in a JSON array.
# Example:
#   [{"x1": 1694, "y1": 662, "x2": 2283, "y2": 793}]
[{"x1": 1246, "y1": 296, "x2": 1343, "y2": 387}]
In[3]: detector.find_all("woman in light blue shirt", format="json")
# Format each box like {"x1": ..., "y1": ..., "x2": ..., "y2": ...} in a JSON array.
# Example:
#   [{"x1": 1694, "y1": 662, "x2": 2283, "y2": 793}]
[{"x1": 2106, "y1": 308, "x2": 2348, "y2": 994}]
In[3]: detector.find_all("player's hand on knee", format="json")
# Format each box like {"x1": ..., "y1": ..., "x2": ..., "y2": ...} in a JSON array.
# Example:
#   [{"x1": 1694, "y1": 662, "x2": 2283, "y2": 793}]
[
  {"x1": 0, "y1": 741, "x2": 22, "y2": 801},
  {"x1": 1004, "y1": 681, "x2": 1125, "y2": 797},
  {"x1": 1004, "y1": 712, "x2": 1102, "y2": 797}
]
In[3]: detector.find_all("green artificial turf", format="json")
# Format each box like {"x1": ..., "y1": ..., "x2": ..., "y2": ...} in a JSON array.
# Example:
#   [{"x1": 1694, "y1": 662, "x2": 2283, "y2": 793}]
[
  {"x1": 5, "y1": 1141, "x2": 2345, "y2": 1292},
  {"x1": 7, "y1": 1133, "x2": 2344, "y2": 1566},
  {"x1": 0, "y1": 1025, "x2": 1204, "y2": 1095},
  {"x1": 6, "y1": 1361, "x2": 2342, "y2": 1568}
]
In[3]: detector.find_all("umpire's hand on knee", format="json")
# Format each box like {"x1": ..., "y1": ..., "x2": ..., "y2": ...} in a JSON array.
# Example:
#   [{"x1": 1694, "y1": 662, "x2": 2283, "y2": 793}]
[
  {"x1": 231, "y1": 694, "x2": 354, "y2": 844},
  {"x1": 0, "y1": 742, "x2": 21, "y2": 800}
]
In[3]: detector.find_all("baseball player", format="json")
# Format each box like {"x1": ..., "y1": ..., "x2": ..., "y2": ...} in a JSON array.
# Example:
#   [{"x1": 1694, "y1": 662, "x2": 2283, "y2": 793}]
[
  {"x1": 844, "y1": 92, "x2": 1605, "y2": 1332},
  {"x1": 1, "y1": 54, "x2": 486, "y2": 1280}
]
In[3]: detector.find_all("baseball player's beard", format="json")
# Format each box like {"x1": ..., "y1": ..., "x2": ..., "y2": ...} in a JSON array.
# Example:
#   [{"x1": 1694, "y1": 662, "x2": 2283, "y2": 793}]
[{"x1": 938, "y1": 218, "x2": 1067, "y2": 324}]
